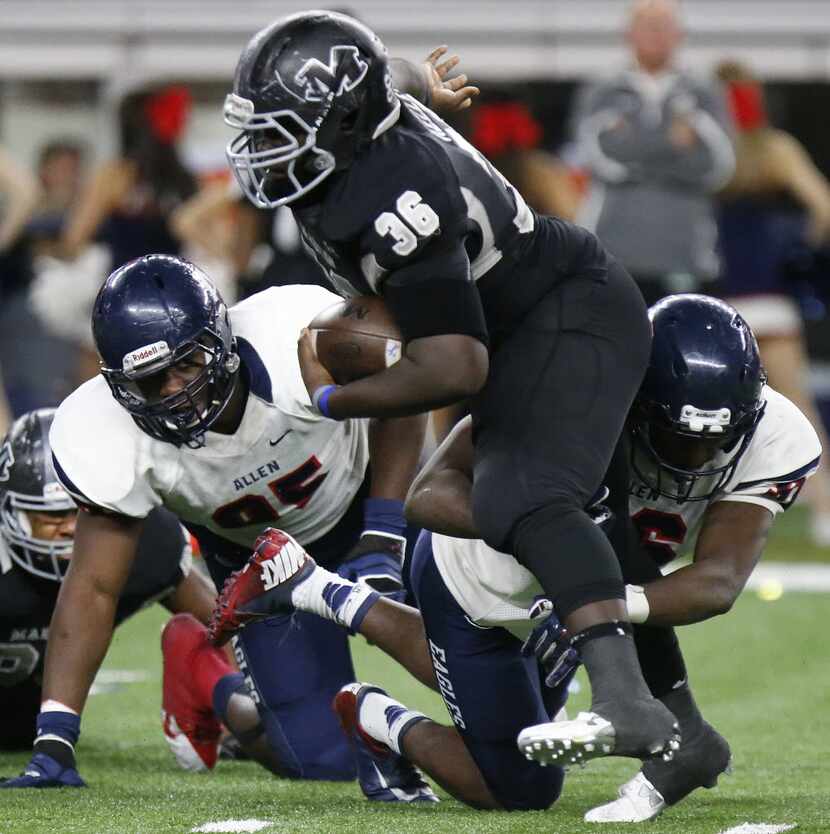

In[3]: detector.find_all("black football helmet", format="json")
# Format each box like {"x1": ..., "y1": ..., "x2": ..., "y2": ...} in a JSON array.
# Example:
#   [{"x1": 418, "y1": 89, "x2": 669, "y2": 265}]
[
  {"x1": 92, "y1": 254, "x2": 240, "y2": 449},
  {"x1": 632, "y1": 294, "x2": 767, "y2": 503},
  {"x1": 225, "y1": 9, "x2": 399, "y2": 208},
  {"x1": 0, "y1": 409, "x2": 76, "y2": 581}
]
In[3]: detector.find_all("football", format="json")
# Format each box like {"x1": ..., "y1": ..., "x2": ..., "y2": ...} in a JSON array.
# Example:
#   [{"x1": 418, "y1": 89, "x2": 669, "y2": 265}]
[{"x1": 308, "y1": 295, "x2": 402, "y2": 384}]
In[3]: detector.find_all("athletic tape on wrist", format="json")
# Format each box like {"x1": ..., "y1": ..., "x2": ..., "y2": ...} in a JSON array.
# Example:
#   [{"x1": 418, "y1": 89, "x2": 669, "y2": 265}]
[{"x1": 625, "y1": 584, "x2": 650, "y2": 624}]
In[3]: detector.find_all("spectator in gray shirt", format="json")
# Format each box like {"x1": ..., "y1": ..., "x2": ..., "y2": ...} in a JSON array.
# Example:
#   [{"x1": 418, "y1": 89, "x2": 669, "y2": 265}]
[{"x1": 570, "y1": 0, "x2": 735, "y2": 304}]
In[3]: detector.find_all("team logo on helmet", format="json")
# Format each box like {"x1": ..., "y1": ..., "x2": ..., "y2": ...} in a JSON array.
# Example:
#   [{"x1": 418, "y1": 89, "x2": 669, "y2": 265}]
[
  {"x1": 295, "y1": 45, "x2": 369, "y2": 102},
  {"x1": 0, "y1": 440, "x2": 13, "y2": 482}
]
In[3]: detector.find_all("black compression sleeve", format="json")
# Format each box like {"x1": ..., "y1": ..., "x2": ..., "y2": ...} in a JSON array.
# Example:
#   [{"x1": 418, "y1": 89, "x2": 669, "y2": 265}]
[
  {"x1": 383, "y1": 277, "x2": 489, "y2": 346},
  {"x1": 389, "y1": 58, "x2": 431, "y2": 106}
]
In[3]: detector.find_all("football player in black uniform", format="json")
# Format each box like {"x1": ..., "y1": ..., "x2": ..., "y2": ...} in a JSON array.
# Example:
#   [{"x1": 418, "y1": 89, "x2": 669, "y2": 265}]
[
  {"x1": 0, "y1": 409, "x2": 216, "y2": 786},
  {"x1": 221, "y1": 10, "x2": 678, "y2": 761}
]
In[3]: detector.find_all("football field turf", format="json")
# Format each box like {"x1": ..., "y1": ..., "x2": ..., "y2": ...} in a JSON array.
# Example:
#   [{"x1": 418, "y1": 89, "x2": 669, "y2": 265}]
[{"x1": 2, "y1": 519, "x2": 828, "y2": 834}]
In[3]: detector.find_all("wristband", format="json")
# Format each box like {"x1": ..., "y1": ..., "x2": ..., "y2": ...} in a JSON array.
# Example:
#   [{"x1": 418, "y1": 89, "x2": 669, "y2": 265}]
[
  {"x1": 312, "y1": 384, "x2": 339, "y2": 419},
  {"x1": 625, "y1": 584, "x2": 651, "y2": 624},
  {"x1": 570, "y1": 620, "x2": 633, "y2": 650},
  {"x1": 35, "y1": 708, "x2": 81, "y2": 750},
  {"x1": 363, "y1": 497, "x2": 407, "y2": 538}
]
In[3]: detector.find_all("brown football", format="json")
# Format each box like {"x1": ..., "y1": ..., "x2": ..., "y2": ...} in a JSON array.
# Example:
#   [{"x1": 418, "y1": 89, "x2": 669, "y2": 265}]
[{"x1": 308, "y1": 295, "x2": 402, "y2": 384}]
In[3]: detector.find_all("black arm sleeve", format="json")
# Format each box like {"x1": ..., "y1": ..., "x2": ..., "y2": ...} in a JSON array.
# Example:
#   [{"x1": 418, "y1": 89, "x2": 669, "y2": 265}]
[
  {"x1": 382, "y1": 241, "x2": 488, "y2": 345},
  {"x1": 389, "y1": 57, "x2": 431, "y2": 106}
]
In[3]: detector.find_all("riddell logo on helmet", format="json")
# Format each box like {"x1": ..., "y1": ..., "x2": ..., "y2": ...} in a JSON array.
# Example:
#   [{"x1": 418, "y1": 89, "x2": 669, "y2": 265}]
[
  {"x1": 295, "y1": 46, "x2": 368, "y2": 102},
  {"x1": 122, "y1": 341, "x2": 171, "y2": 374}
]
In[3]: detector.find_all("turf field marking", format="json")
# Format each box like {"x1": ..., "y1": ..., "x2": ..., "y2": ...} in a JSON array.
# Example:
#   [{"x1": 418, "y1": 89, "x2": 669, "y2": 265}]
[
  {"x1": 191, "y1": 821, "x2": 272, "y2": 833},
  {"x1": 745, "y1": 562, "x2": 830, "y2": 593},
  {"x1": 89, "y1": 668, "x2": 151, "y2": 695},
  {"x1": 666, "y1": 559, "x2": 830, "y2": 593},
  {"x1": 717, "y1": 824, "x2": 796, "y2": 834}
]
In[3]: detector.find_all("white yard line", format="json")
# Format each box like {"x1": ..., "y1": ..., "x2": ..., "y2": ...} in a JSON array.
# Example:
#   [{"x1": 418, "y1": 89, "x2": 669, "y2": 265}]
[
  {"x1": 717, "y1": 824, "x2": 796, "y2": 834},
  {"x1": 191, "y1": 821, "x2": 272, "y2": 834}
]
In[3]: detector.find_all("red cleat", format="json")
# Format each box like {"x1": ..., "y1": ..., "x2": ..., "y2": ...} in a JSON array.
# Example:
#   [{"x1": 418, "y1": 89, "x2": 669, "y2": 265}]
[
  {"x1": 161, "y1": 613, "x2": 224, "y2": 772},
  {"x1": 208, "y1": 528, "x2": 314, "y2": 647}
]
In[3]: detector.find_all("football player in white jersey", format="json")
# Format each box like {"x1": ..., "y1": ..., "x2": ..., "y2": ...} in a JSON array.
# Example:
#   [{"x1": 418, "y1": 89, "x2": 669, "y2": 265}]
[
  {"x1": 208, "y1": 294, "x2": 819, "y2": 818},
  {"x1": 14, "y1": 255, "x2": 432, "y2": 799}
]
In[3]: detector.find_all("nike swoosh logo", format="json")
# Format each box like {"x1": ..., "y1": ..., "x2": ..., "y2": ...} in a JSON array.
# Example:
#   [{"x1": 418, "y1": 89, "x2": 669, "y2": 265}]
[{"x1": 269, "y1": 429, "x2": 292, "y2": 447}]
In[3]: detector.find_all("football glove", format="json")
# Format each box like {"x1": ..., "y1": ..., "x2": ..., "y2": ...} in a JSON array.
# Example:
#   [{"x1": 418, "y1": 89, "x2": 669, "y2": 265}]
[
  {"x1": 338, "y1": 498, "x2": 407, "y2": 602},
  {"x1": 1, "y1": 710, "x2": 85, "y2": 789},
  {"x1": 338, "y1": 532, "x2": 406, "y2": 602},
  {"x1": 0, "y1": 751, "x2": 85, "y2": 789},
  {"x1": 521, "y1": 598, "x2": 581, "y2": 689}
]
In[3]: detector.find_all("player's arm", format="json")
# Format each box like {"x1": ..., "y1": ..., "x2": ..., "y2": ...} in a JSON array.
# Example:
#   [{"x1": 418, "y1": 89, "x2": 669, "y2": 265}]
[
  {"x1": 161, "y1": 564, "x2": 216, "y2": 626},
  {"x1": 300, "y1": 245, "x2": 490, "y2": 418},
  {"x1": 390, "y1": 46, "x2": 479, "y2": 115},
  {"x1": 631, "y1": 500, "x2": 773, "y2": 627},
  {"x1": 405, "y1": 415, "x2": 478, "y2": 538},
  {"x1": 337, "y1": 413, "x2": 427, "y2": 599},
  {"x1": 0, "y1": 508, "x2": 144, "y2": 788},
  {"x1": 42, "y1": 508, "x2": 144, "y2": 712}
]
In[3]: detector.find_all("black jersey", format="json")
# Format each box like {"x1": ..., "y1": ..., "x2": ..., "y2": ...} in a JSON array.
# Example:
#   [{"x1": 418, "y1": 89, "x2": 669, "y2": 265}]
[
  {"x1": 0, "y1": 507, "x2": 189, "y2": 699},
  {"x1": 294, "y1": 94, "x2": 609, "y2": 347}
]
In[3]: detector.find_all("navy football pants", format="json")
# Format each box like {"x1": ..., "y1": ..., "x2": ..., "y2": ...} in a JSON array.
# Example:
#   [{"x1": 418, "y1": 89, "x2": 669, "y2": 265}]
[
  {"x1": 410, "y1": 531, "x2": 566, "y2": 811},
  {"x1": 205, "y1": 556, "x2": 356, "y2": 780}
]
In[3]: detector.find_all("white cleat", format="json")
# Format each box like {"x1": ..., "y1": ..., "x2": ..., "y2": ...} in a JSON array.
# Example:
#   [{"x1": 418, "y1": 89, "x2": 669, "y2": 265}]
[
  {"x1": 584, "y1": 772, "x2": 666, "y2": 822},
  {"x1": 517, "y1": 711, "x2": 615, "y2": 768}
]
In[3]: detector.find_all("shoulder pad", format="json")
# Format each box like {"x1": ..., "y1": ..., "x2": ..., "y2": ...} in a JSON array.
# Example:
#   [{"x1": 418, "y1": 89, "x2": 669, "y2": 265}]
[
  {"x1": 230, "y1": 285, "x2": 343, "y2": 410},
  {"x1": 49, "y1": 377, "x2": 157, "y2": 517},
  {"x1": 727, "y1": 387, "x2": 821, "y2": 509}
]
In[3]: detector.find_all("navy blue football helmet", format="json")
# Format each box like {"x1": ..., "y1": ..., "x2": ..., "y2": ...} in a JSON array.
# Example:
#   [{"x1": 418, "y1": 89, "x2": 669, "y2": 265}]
[
  {"x1": 225, "y1": 9, "x2": 399, "y2": 208},
  {"x1": 92, "y1": 255, "x2": 239, "y2": 449},
  {"x1": 0, "y1": 409, "x2": 76, "y2": 581},
  {"x1": 632, "y1": 294, "x2": 767, "y2": 502}
]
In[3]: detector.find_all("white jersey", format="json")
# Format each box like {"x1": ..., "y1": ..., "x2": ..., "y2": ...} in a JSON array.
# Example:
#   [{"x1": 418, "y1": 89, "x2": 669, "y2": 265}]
[
  {"x1": 432, "y1": 386, "x2": 821, "y2": 639},
  {"x1": 50, "y1": 285, "x2": 369, "y2": 550}
]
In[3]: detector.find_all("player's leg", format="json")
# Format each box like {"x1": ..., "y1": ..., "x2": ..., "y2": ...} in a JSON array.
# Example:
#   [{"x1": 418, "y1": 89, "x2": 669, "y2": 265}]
[
  {"x1": 167, "y1": 546, "x2": 353, "y2": 779},
  {"x1": 337, "y1": 531, "x2": 567, "y2": 811},
  {"x1": 208, "y1": 528, "x2": 562, "y2": 809},
  {"x1": 472, "y1": 264, "x2": 677, "y2": 760},
  {"x1": 233, "y1": 612, "x2": 356, "y2": 779},
  {"x1": 585, "y1": 528, "x2": 731, "y2": 821}
]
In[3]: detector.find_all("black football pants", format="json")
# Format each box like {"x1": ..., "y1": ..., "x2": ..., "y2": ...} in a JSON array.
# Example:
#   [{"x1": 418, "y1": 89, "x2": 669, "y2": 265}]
[{"x1": 470, "y1": 260, "x2": 651, "y2": 618}]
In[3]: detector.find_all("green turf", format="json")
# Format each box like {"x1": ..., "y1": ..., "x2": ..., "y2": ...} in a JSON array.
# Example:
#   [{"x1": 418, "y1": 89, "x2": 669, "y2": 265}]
[
  {"x1": 2, "y1": 580, "x2": 829, "y2": 834},
  {"x1": 764, "y1": 505, "x2": 830, "y2": 563}
]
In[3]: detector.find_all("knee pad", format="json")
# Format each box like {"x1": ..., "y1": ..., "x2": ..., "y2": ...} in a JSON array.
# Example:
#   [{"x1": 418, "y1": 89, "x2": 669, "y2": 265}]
[{"x1": 511, "y1": 503, "x2": 624, "y2": 616}]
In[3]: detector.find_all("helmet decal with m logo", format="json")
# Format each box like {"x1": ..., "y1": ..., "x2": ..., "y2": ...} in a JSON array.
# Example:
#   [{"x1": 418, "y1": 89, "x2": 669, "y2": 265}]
[{"x1": 295, "y1": 45, "x2": 369, "y2": 102}]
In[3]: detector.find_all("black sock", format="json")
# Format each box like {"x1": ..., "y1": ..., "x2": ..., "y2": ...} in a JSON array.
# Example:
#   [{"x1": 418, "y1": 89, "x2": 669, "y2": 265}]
[
  {"x1": 657, "y1": 684, "x2": 704, "y2": 738},
  {"x1": 579, "y1": 632, "x2": 653, "y2": 708}
]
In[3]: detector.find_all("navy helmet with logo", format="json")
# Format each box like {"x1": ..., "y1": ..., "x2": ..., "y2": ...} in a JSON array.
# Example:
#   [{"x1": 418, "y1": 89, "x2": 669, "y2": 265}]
[
  {"x1": 92, "y1": 254, "x2": 239, "y2": 449},
  {"x1": 0, "y1": 409, "x2": 76, "y2": 581},
  {"x1": 225, "y1": 9, "x2": 399, "y2": 208},
  {"x1": 632, "y1": 294, "x2": 767, "y2": 502}
]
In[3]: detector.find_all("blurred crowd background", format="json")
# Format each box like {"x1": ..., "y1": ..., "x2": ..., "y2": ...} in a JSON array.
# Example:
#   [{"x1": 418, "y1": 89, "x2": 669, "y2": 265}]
[{"x1": 3, "y1": 0, "x2": 830, "y2": 543}]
